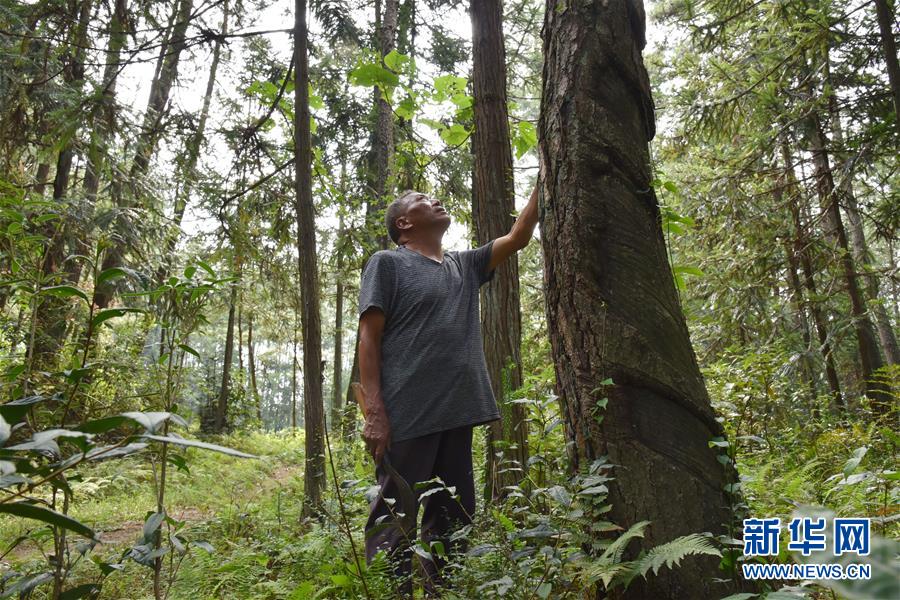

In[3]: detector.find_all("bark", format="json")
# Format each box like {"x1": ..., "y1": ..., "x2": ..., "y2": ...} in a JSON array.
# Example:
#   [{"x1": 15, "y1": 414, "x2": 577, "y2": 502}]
[
  {"x1": 214, "y1": 282, "x2": 238, "y2": 433},
  {"x1": 342, "y1": 337, "x2": 360, "y2": 437},
  {"x1": 781, "y1": 238, "x2": 819, "y2": 412},
  {"x1": 292, "y1": 319, "x2": 299, "y2": 430},
  {"x1": 780, "y1": 144, "x2": 844, "y2": 409},
  {"x1": 295, "y1": 0, "x2": 326, "y2": 517},
  {"x1": 470, "y1": 0, "x2": 528, "y2": 502},
  {"x1": 540, "y1": 2, "x2": 734, "y2": 597},
  {"x1": 873, "y1": 0, "x2": 900, "y2": 124},
  {"x1": 805, "y1": 111, "x2": 892, "y2": 413}
]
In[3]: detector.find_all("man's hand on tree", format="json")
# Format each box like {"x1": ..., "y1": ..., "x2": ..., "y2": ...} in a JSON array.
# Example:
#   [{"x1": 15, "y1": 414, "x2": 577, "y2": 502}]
[{"x1": 363, "y1": 407, "x2": 391, "y2": 464}]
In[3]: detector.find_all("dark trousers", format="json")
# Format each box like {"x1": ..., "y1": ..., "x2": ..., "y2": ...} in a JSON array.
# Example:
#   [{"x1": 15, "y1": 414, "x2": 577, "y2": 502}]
[{"x1": 364, "y1": 425, "x2": 475, "y2": 595}]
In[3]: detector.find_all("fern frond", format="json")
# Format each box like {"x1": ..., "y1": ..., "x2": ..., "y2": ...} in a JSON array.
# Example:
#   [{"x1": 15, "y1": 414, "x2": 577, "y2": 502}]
[
  {"x1": 620, "y1": 533, "x2": 722, "y2": 588},
  {"x1": 599, "y1": 520, "x2": 650, "y2": 565}
]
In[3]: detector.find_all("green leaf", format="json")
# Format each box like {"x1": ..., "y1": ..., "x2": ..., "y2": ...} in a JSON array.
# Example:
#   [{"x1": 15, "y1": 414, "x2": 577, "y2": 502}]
[
  {"x1": 439, "y1": 123, "x2": 470, "y2": 146},
  {"x1": 96, "y1": 267, "x2": 128, "y2": 286},
  {"x1": 383, "y1": 49, "x2": 408, "y2": 72},
  {"x1": 183, "y1": 265, "x2": 197, "y2": 279},
  {"x1": 121, "y1": 411, "x2": 187, "y2": 433},
  {"x1": 673, "y1": 265, "x2": 705, "y2": 277},
  {"x1": 59, "y1": 583, "x2": 101, "y2": 599},
  {"x1": 39, "y1": 285, "x2": 88, "y2": 302},
  {"x1": 0, "y1": 502, "x2": 96, "y2": 539},
  {"x1": 842, "y1": 446, "x2": 867, "y2": 478},
  {"x1": 349, "y1": 63, "x2": 399, "y2": 90},
  {"x1": 76, "y1": 416, "x2": 129, "y2": 434},
  {"x1": 513, "y1": 120, "x2": 538, "y2": 159},
  {"x1": 178, "y1": 344, "x2": 201, "y2": 359},
  {"x1": 0, "y1": 414, "x2": 9, "y2": 445},
  {"x1": 140, "y1": 434, "x2": 257, "y2": 458},
  {"x1": 142, "y1": 511, "x2": 165, "y2": 542},
  {"x1": 195, "y1": 260, "x2": 216, "y2": 278},
  {"x1": 0, "y1": 572, "x2": 54, "y2": 598},
  {"x1": 91, "y1": 308, "x2": 144, "y2": 328},
  {"x1": 0, "y1": 395, "x2": 50, "y2": 423}
]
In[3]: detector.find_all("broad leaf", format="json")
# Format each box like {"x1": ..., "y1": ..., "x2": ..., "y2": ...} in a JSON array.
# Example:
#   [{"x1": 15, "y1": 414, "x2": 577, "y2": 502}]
[
  {"x1": 140, "y1": 434, "x2": 257, "y2": 458},
  {"x1": 0, "y1": 502, "x2": 96, "y2": 539}
]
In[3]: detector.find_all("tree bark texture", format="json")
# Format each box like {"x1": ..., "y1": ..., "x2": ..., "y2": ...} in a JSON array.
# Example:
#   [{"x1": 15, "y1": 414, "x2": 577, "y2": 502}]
[
  {"x1": 539, "y1": 2, "x2": 732, "y2": 597},
  {"x1": 248, "y1": 314, "x2": 261, "y2": 422},
  {"x1": 331, "y1": 217, "x2": 346, "y2": 430},
  {"x1": 295, "y1": 0, "x2": 326, "y2": 517},
  {"x1": 470, "y1": 0, "x2": 528, "y2": 502}
]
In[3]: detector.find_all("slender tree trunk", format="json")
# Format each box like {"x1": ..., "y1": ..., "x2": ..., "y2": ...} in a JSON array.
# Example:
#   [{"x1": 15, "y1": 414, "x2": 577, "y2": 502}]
[
  {"x1": 34, "y1": 0, "x2": 94, "y2": 364},
  {"x1": 540, "y1": 2, "x2": 734, "y2": 597},
  {"x1": 873, "y1": 0, "x2": 900, "y2": 124},
  {"x1": 805, "y1": 111, "x2": 891, "y2": 413},
  {"x1": 156, "y1": 0, "x2": 229, "y2": 287},
  {"x1": 292, "y1": 320, "x2": 299, "y2": 431},
  {"x1": 215, "y1": 282, "x2": 238, "y2": 433},
  {"x1": 781, "y1": 142, "x2": 843, "y2": 409},
  {"x1": 295, "y1": 0, "x2": 326, "y2": 517},
  {"x1": 342, "y1": 338, "x2": 360, "y2": 437},
  {"x1": 94, "y1": 0, "x2": 195, "y2": 309},
  {"x1": 248, "y1": 314, "x2": 261, "y2": 422},
  {"x1": 331, "y1": 215, "x2": 346, "y2": 430},
  {"x1": 83, "y1": 0, "x2": 128, "y2": 203},
  {"x1": 826, "y1": 64, "x2": 900, "y2": 366},
  {"x1": 470, "y1": 0, "x2": 528, "y2": 502}
]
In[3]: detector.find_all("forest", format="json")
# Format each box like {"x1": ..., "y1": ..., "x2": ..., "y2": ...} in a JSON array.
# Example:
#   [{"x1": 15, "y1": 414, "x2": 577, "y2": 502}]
[{"x1": 0, "y1": 0, "x2": 898, "y2": 598}]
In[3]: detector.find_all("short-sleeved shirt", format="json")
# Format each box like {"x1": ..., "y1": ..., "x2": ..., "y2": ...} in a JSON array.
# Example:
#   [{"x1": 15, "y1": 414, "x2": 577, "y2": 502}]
[{"x1": 358, "y1": 240, "x2": 500, "y2": 442}]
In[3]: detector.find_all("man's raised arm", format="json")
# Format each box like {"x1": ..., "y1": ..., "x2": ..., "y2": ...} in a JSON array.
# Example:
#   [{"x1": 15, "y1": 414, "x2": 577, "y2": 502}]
[
  {"x1": 488, "y1": 183, "x2": 540, "y2": 272},
  {"x1": 359, "y1": 308, "x2": 391, "y2": 463}
]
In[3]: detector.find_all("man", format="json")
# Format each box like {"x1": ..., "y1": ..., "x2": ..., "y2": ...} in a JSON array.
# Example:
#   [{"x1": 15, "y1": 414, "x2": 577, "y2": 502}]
[{"x1": 358, "y1": 184, "x2": 539, "y2": 594}]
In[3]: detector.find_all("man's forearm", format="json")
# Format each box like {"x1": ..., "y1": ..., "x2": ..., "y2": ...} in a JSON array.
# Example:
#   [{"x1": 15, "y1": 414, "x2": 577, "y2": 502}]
[
  {"x1": 359, "y1": 331, "x2": 386, "y2": 416},
  {"x1": 509, "y1": 183, "x2": 539, "y2": 249}
]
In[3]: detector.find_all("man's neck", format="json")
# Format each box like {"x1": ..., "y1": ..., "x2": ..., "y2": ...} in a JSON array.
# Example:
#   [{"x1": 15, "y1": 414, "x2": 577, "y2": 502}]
[{"x1": 400, "y1": 236, "x2": 443, "y2": 262}]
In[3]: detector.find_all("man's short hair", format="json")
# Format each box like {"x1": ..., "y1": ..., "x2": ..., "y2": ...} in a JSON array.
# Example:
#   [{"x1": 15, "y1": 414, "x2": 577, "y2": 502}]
[{"x1": 386, "y1": 190, "x2": 422, "y2": 245}]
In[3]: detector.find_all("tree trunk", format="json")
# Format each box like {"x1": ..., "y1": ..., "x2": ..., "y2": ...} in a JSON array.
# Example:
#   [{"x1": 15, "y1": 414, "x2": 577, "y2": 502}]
[
  {"x1": 780, "y1": 142, "x2": 843, "y2": 409},
  {"x1": 365, "y1": 0, "x2": 399, "y2": 251},
  {"x1": 248, "y1": 314, "x2": 261, "y2": 423},
  {"x1": 295, "y1": 0, "x2": 326, "y2": 518},
  {"x1": 331, "y1": 215, "x2": 346, "y2": 430},
  {"x1": 33, "y1": 0, "x2": 94, "y2": 364},
  {"x1": 94, "y1": 0, "x2": 194, "y2": 309},
  {"x1": 873, "y1": 0, "x2": 900, "y2": 124},
  {"x1": 781, "y1": 238, "x2": 819, "y2": 413},
  {"x1": 805, "y1": 111, "x2": 891, "y2": 413},
  {"x1": 826, "y1": 63, "x2": 900, "y2": 366},
  {"x1": 83, "y1": 0, "x2": 128, "y2": 203},
  {"x1": 470, "y1": 0, "x2": 528, "y2": 502},
  {"x1": 214, "y1": 282, "x2": 238, "y2": 433},
  {"x1": 292, "y1": 319, "x2": 299, "y2": 430},
  {"x1": 540, "y1": 2, "x2": 733, "y2": 597},
  {"x1": 156, "y1": 0, "x2": 228, "y2": 288}
]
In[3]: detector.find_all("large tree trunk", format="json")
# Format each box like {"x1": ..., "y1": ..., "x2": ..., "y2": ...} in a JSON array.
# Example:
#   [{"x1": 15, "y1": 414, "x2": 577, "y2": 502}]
[
  {"x1": 539, "y1": 2, "x2": 733, "y2": 597},
  {"x1": 873, "y1": 0, "x2": 900, "y2": 124},
  {"x1": 805, "y1": 111, "x2": 891, "y2": 413},
  {"x1": 470, "y1": 0, "x2": 528, "y2": 502},
  {"x1": 295, "y1": 0, "x2": 326, "y2": 518}
]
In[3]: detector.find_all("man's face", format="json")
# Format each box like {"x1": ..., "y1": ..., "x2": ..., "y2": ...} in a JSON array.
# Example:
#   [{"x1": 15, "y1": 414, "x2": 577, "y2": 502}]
[{"x1": 397, "y1": 192, "x2": 451, "y2": 237}]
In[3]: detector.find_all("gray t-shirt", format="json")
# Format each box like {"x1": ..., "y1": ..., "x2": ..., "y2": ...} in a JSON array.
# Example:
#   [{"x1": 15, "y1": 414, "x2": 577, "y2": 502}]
[{"x1": 358, "y1": 241, "x2": 500, "y2": 442}]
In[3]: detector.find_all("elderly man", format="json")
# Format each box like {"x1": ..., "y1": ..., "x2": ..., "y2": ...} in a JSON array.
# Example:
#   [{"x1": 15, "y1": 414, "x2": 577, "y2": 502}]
[{"x1": 358, "y1": 184, "x2": 539, "y2": 594}]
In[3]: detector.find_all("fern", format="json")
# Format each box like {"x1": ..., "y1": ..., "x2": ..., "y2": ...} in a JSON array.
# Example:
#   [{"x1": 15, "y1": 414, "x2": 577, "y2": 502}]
[
  {"x1": 620, "y1": 533, "x2": 721, "y2": 588},
  {"x1": 582, "y1": 526, "x2": 721, "y2": 590}
]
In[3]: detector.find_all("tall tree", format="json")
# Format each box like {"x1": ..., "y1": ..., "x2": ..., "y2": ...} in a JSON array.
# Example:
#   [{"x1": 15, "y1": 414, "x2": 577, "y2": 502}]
[
  {"x1": 470, "y1": 0, "x2": 528, "y2": 501},
  {"x1": 872, "y1": 0, "x2": 900, "y2": 123},
  {"x1": 95, "y1": 0, "x2": 195, "y2": 309},
  {"x1": 295, "y1": 0, "x2": 326, "y2": 517},
  {"x1": 539, "y1": 1, "x2": 732, "y2": 597}
]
